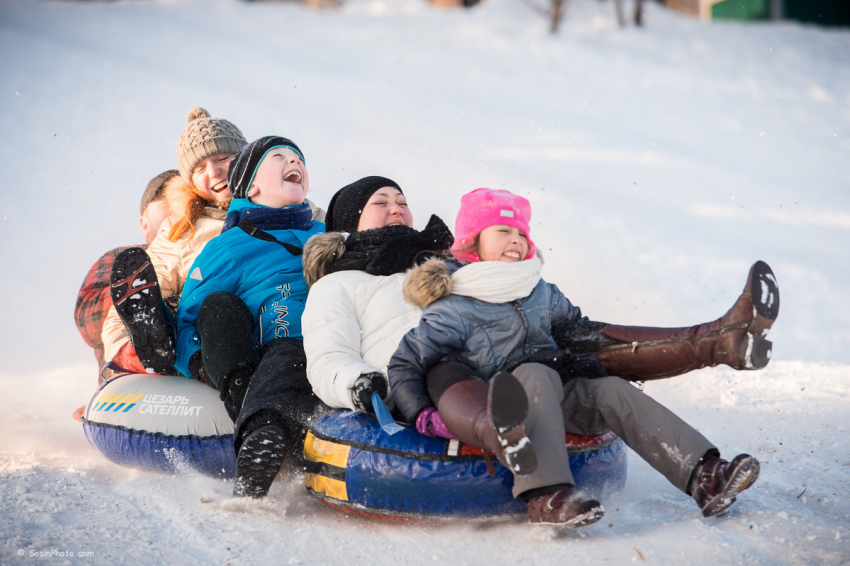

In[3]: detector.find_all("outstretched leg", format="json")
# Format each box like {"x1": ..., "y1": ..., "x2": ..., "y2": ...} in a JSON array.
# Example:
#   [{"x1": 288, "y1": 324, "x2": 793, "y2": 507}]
[
  {"x1": 234, "y1": 337, "x2": 324, "y2": 498},
  {"x1": 554, "y1": 261, "x2": 780, "y2": 381},
  {"x1": 562, "y1": 376, "x2": 758, "y2": 515}
]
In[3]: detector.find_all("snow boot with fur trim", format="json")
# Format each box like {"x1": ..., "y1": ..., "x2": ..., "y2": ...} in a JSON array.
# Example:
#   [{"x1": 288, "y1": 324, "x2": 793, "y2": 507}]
[
  {"x1": 690, "y1": 454, "x2": 760, "y2": 517},
  {"x1": 437, "y1": 372, "x2": 537, "y2": 475},
  {"x1": 110, "y1": 247, "x2": 175, "y2": 374},
  {"x1": 233, "y1": 425, "x2": 286, "y2": 498},
  {"x1": 526, "y1": 487, "x2": 604, "y2": 527},
  {"x1": 597, "y1": 261, "x2": 779, "y2": 381}
]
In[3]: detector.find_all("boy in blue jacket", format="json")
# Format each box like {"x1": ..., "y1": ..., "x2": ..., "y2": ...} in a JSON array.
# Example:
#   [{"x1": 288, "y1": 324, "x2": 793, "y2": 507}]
[{"x1": 174, "y1": 136, "x2": 324, "y2": 498}]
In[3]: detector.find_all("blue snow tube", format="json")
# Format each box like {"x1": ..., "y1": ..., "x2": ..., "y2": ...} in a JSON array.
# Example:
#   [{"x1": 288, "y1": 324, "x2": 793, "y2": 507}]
[
  {"x1": 304, "y1": 410, "x2": 627, "y2": 522},
  {"x1": 81, "y1": 372, "x2": 236, "y2": 477}
]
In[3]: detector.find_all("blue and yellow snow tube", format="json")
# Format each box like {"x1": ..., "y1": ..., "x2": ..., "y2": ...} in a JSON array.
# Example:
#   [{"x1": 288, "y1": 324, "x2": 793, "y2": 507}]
[
  {"x1": 81, "y1": 372, "x2": 236, "y2": 477},
  {"x1": 304, "y1": 410, "x2": 627, "y2": 522}
]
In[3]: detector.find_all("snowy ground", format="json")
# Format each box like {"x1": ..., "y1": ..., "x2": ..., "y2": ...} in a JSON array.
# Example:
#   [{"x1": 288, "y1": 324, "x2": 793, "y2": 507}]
[
  {"x1": 1, "y1": 0, "x2": 848, "y2": 564},
  {"x1": 2, "y1": 362, "x2": 848, "y2": 565}
]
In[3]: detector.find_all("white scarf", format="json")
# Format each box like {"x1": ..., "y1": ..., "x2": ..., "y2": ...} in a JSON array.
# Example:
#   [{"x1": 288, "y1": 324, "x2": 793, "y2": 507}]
[{"x1": 451, "y1": 256, "x2": 542, "y2": 303}]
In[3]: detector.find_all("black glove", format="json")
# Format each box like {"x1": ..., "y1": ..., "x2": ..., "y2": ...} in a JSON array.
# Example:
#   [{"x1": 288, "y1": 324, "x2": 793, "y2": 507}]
[
  {"x1": 517, "y1": 349, "x2": 608, "y2": 384},
  {"x1": 188, "y1": 350, "x2": 216, "y2": 390},
  {"x1": 351, "y1": 372, "x2": 389, "y2": 414}
]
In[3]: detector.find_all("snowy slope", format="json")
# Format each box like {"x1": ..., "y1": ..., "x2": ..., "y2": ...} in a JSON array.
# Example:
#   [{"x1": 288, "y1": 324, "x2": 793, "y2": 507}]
[
  {"x1": 2, "y1": 362, "x2": 847, "y2": 565},
  {"x1": 0, "y1": 0, "x2": 848, "y2": 564}
]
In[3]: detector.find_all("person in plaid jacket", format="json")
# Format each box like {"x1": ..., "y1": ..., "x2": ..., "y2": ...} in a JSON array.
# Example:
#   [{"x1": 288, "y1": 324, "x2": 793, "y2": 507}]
[{"x1": 74, "y1": 171, "x2": 175, "y2": 382}]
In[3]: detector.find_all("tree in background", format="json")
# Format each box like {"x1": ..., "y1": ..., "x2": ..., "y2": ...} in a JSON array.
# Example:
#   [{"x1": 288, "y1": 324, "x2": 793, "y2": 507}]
[{"x1": 524, "y1": 0, "x2": 645, "y2": 33}]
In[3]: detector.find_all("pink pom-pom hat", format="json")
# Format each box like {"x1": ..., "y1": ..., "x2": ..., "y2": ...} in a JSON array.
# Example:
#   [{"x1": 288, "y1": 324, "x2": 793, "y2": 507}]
[{"x1": 450, "y1": 188, "x2": 536, "y2": 263}]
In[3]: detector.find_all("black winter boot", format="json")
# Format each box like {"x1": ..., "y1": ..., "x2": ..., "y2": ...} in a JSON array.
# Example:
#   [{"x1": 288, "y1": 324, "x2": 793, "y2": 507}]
[
  {"x1": 234, "y1": 424, "x2": 287, "y2": 498},
  {"x1": 110, "y1": 247, "x2": 175, "y2": 374}
]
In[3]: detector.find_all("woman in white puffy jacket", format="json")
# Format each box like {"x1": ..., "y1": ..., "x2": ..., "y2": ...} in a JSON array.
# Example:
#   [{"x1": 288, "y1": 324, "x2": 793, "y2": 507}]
[{"x1": 301, "y1": 176, "x2": 454, "y2": 412}]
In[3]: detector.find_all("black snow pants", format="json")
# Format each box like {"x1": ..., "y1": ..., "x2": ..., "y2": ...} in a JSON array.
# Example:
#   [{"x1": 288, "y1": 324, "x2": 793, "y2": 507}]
[{"x1": 196, "y1": 291, "x2": 324, "y2": 456}]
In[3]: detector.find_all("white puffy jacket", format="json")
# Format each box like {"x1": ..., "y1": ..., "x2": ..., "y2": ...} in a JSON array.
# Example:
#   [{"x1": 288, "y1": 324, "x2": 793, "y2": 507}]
[
  {"x1": 302, "y1": 270, "x2": 421, "y2": 410},
  {"x1": 301, "y1": 230, "x2": 424, "y2": 410}
]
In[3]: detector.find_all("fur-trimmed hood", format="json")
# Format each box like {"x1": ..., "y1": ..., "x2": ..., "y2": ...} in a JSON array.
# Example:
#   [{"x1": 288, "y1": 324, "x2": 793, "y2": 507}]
[
  {"x1": 303, "y1": 231, "x2": 348, "y2": 288},
  {"x1": 402, "y1": 258, "x2": 453, "y2": 310}
]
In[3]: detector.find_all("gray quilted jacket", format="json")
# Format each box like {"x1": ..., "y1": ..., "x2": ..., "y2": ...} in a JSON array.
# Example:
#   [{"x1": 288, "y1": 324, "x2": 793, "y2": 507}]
[{"x1": 388, "y1": 260, "x2": 584, "y2": 423}]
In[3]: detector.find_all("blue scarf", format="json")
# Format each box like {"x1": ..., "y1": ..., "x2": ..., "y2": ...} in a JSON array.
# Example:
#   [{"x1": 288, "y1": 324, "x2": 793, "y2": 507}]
[{"x1": 222, "y1": 202, "x2": 313, "y2": 233}]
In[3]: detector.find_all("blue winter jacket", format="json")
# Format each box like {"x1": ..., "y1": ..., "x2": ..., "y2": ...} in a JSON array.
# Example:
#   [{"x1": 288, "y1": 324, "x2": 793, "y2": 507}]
[
  {"x1": 174, "y1": 199, "x2": 324, "y2": 378},
  {"x1": 388, "y1": 264, "x2": 585, "y2": 424}
]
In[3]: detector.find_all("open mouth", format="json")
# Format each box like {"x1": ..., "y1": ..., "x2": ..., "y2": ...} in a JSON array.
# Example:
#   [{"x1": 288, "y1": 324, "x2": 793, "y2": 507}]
[
  {"x1": 211, "y1": 182, "x2": 229, "y2": 194},
  {"x1": 283, "y1": 170, "x2": 302, "y2": 184},
  {"x1": 503, "y1": 251, "x2": 521, "y2": 260}
]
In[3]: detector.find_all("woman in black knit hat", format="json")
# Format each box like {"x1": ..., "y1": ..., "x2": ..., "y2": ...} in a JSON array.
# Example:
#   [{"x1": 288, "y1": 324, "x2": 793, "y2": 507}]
[{"x1": 301, "y1": 177, "x2": 454, "y2": 415}]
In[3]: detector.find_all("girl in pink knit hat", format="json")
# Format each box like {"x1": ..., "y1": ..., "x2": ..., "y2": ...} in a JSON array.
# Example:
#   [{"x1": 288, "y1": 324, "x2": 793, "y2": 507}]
[{"x1": 388, "y1": 187, "x2": 772, "y2": 527}]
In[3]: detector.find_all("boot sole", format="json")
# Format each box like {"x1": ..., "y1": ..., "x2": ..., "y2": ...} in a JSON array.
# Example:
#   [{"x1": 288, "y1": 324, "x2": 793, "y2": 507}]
[
  {"x1": 234, "y1": 425, "x2": 286, "y2": 498},
  {"x1": 701, "y1": 454, "x2": 760, "y2": 517},
  {"x1": 533, "y1": 504, "x2": 605, "y2": 528},
  {"x1": 110, "y1": 248, "x2": 175, "y2": 374},
  {"x1": 743, "y1": 261, "x2": 779, "y2": 370},
  {"x1": 749, "y1": 261, "x2": 780, "y2": 323},
  {"x1": 488, "y1": 371, "x2": 538, "y2": 475}
]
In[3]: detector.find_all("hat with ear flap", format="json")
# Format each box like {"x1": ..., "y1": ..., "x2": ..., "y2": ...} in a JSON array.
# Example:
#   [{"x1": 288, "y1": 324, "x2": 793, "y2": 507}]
[
  {"x1": 226, "y1": 135, "x2": 306, "y2": 200},
  {"x1": 451, "y1": 188, "x2": 535, "y2": 263},
  {"x1": 176, "y1": 107, "x2": 247, "y2": 183}
]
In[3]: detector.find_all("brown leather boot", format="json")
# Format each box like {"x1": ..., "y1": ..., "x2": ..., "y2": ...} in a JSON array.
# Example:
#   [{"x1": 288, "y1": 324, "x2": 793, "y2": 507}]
[
  {"x1": 526, "y1": 487, "x2": 604, "y2": 527},
  {"x1": 436, "y1": 372, "x2": 538, "y2": 475},
  {"x1": 690, "y1": 454, "x2": 760, "y2": 517},
  {"x1": 597, "y1": 261, "x2": 779, "y2": 381}
]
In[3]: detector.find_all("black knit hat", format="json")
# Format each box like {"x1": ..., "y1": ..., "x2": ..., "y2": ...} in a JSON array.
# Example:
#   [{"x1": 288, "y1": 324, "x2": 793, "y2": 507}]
[
  {"x1": 140, "y1": 170, "x2": 178, "y2": 215},
  {"x1": 325, "y1": 176, "x2": 402, "y2": 233},
  {"x1": 227, "y1": 135, "x2": 306, "y2": 199}
]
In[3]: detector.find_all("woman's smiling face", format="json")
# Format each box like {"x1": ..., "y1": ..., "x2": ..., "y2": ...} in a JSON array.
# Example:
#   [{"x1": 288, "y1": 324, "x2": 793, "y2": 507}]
[
  {"x1": 356, "y1": 187, "x2": 414, "y2": 231},
  {"x1": 191, "y1": 152, "x2": 236, "y2": 202}
]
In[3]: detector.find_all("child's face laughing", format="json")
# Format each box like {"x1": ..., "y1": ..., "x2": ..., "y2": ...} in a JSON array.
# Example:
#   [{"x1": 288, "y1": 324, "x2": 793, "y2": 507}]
[
  {"x1": 476, "y1": 224, "x2": 529, "y2": 262},
  {"x1": 247, "y1": 147, "x2": 309, "y2": 208}
]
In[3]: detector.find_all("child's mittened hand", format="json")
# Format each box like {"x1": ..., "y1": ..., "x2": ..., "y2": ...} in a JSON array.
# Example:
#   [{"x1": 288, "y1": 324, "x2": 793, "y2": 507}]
[
  {"x1": 415, "y1": 407, "x2": 457, "y2": 439},
  {"x1": 351, "y1": 372, "x2": 389, "y2": 414}
]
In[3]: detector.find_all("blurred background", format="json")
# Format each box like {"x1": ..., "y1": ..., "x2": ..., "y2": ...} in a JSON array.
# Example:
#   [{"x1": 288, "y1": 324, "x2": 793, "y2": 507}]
[{"x1": 1, "y1": 0, "x2": 848, "y2": 377}]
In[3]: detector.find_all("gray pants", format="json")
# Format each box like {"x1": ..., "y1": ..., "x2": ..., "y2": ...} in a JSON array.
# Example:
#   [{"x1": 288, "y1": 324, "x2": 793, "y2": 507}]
[{"x1": 510, "y1": 363, "x2": 716, "y2": 498}]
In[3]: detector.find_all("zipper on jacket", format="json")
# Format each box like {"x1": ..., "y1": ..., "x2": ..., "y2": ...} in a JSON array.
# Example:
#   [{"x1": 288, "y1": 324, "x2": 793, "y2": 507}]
[
  {"x1": 511, "y1": 301, "x2": 531, "y2": 356},
  {"x1": 258, "y1": 305, "x2": 265, "y2": 345}
]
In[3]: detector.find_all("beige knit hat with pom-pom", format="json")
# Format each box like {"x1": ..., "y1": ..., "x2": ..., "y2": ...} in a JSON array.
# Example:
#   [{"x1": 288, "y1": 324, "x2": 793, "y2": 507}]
[{"x1": 176, "y1": 107, "x2": 247, "y2": 183}]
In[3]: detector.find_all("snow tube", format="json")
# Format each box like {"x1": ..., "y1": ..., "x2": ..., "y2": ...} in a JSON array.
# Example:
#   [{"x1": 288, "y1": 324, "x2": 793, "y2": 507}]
[
  {"x1": 304, "y1": 410, "x2": 627, "y2": 523},
  {"x1": 81, "y1": 372, "x2": 236, "y2": 477}
]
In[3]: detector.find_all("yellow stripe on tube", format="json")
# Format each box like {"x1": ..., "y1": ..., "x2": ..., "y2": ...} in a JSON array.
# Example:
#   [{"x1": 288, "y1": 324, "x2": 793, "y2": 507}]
[
  {"x1": 304, "y1": 432, "x2": 350, "y2": 469},
  {"x1": 305, "y1": 473, "x2": 348, "y2": 501}
]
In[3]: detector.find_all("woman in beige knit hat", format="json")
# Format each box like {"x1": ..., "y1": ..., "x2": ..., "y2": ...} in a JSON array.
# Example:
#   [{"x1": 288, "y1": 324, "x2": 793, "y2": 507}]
[
  {"x1": 102, "y1": 108, "x2": 326, "y2": 376},
  {"x1": 101, "y1": 107, "x2": 247, "y2": 374}
]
